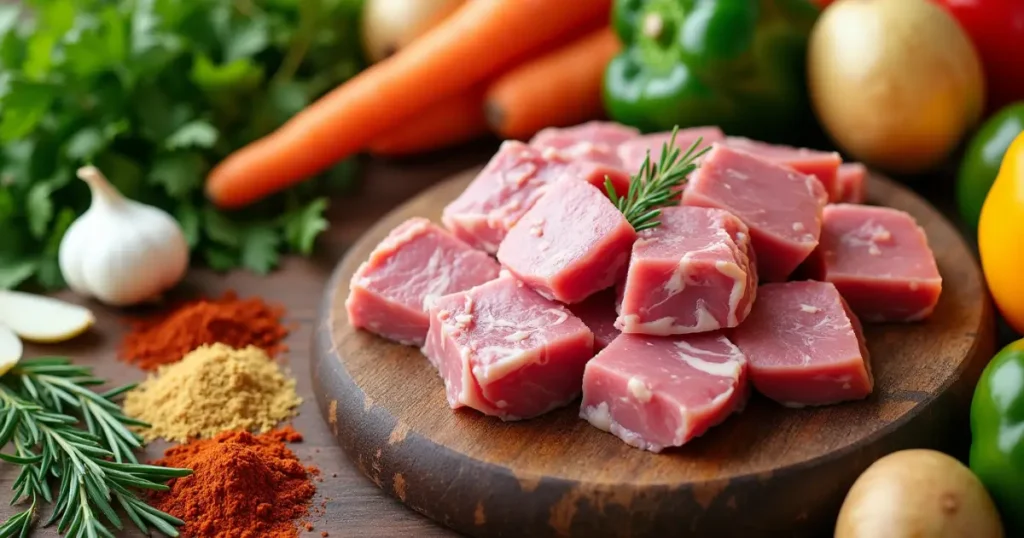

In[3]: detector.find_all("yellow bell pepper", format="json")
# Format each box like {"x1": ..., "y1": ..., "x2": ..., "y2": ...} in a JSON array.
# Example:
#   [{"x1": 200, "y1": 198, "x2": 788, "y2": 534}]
[{"x1": 979, "y1": 131, "x2": 1024, "y2": 334}]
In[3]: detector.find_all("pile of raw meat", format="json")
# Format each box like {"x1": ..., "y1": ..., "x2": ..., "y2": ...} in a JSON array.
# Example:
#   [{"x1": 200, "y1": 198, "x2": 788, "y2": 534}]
[{"x1": 346, "y1": 122, "x2": 943, "y2": 453}]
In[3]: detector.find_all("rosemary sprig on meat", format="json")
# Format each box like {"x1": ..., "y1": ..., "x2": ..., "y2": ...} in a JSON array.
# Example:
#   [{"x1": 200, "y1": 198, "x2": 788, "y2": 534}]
[
  {"x1": 0, "y1": 358, "x2": 191, "y2": 538},
  {"x1": 605, "y1": 126, "x2": 710, "y2": 231}
]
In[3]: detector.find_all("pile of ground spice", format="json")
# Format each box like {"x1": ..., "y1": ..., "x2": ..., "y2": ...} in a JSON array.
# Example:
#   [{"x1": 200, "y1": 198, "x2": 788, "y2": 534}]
[
  {"x1": 123, "y1": 343, "x2": 302, "y2": 442},
  {"x1": 120, "y1": 291, "x2": 289, "y2": 370},
  {"x1": 150, "y1": 427, "x2": 317, "y2": 538}
]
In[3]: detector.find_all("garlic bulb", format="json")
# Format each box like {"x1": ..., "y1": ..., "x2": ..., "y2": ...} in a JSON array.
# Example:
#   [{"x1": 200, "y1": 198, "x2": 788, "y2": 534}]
[{"x1": 58, "y1": 166, "x2": 189, "y2": 306}]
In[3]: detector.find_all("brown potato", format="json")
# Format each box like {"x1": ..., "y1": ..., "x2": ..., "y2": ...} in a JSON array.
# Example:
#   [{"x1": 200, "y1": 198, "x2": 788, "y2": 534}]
[
  {"x1": 836, "y1": 449, "x2": 1004, "y2": 538},
  {"x1": 807, "y1": 0, "x2": 984, "y2": 174}
]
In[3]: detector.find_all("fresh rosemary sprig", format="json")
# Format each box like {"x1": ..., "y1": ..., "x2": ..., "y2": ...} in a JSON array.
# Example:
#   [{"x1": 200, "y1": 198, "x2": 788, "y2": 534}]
[
  {"x1": 0, "y1": 358, "x2": 192, "y2": 538},
  {"x1": 605, "y1": 126, "x2": 711, "y2": 231}
]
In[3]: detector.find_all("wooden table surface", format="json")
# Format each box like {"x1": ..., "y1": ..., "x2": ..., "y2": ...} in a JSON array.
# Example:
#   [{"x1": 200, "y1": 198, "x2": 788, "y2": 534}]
[{"x1": 0, "y1": 138, "x2": 1014, "y2": 537}]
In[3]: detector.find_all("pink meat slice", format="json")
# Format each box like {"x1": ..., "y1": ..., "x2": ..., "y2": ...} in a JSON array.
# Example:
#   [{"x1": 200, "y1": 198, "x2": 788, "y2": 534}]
[
  {"x1": 684, "y1": 144, "x2": 826, "y2": 282},
  {"x1": 617, "y1": 127, "x2": 725, "y2": 173},
  {"x1": 568, "y1": 290, "x2": 620, "y2": 350},
  {"x1": 423, "y1": 275, "x2": 595, "y2": 420},
  {"x1": 498, "y1": 178, "x2": 637, "y2": 304},
  {"x1": 346, "y1": 218, "x2": 501, "y2": 346},
  {"x1": 580, "y1": 332, "x2": 749, "y2": 453},
  {"x1": 804, "y1": 204, "x2": 942, "y2": 322},
  {"x1": 732, "y1": 281, "x2": 873, "y2": 408},
  {"x1": 617, "y1": 206, "x2": 757, "y2": 335},
  {"x1": 529, "y1": 121, "x2": 641, "y2": 166},
  {"x1": 834, "y1": 163, "x2": 867, "y2": 204},
  {"x1": 723, "y1": 137, "x2": 842, "y2": 200}
]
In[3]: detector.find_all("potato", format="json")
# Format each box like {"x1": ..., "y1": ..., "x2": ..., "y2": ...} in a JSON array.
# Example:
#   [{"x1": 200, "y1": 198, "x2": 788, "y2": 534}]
[
  {"x1": 836, "y1": 449, "x2": 1004, "y2": 538},
  {"x1": 807, "y1": 0, "x2": 984, "y2": 174},
  {"x1": 361, "y1": 0, "x2": 465, "y2": 63}
]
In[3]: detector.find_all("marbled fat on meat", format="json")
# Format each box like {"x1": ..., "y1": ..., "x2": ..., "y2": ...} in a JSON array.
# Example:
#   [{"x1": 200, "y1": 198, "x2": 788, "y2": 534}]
[
  {"x1": 834, "y1": 163, "x2": 867, "y2": 204},
  {"x1": 805, "y1": 204, "x2": 942, "y2": 322},
  {"x1": 346, "y1": 218, "x2": 501, "y2": 346},
  {"x1": 723, "y1": 137, "x2": 842, "y2": 201},
  {"x1": 684, "y1": 144, "x2": 826, "y2": 282},
  {"x1": 423, "y1": 275, "x2": 595, "y2": 421},
  {"x1": 529, "y1": 121, "x2": 641, "y2": 166},
  {"x1": 617, "y1": 206, "x2": 757, "y2": 335},
  {"x1": 498, "y1": 178, "x2": 637, "y2": 304},
  {"x1": 732, "y1": 281, "x2": 873, "y2": 407},
  {"x1": 568, "y1": 290, "x2": 620, "y2": 350},
  {"x1": 580, "y1": 332, "x2": 749, "y2": 453}
]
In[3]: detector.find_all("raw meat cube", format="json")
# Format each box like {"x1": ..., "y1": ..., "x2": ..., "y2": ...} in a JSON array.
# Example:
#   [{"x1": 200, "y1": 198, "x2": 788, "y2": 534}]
[
  {"x1": 568, "y1": 290, "x2": 620, "y2": 350},
  {"x1": 617, "y1": 127, "x2": 725, "y2": 173},
  {"x1": 580, "y1": 332, "x2": 749, "y2": 453},
  {"x1": 498, "y1": 178, "x2": 637, "y2": 304},
  {"x1": 834, "y1": 163, "x2": 867, "y2": 204},
  {"x1": 347, "y1": 218, "x2": 501, "y2": 346},
  {"x1": 563, "y1": 160, "x2": 632, "y2": 200},
  {"x1": 530, "y1": 121, "x2": 640, "y2": 166},
  {"x1": 732, "y1": 281, "x2": 873, "y2": 408},
  {"x1": 683, "y1": 144, "x2": 826, "y2": 282},
  {"x1": 805, "y1": 204, "x2": 942, "y2": 322},
  {"x1": 423, "y1": 275, "x2": 595, "y2": 420},
  {"x1": 617, "y1": 206, "x2": 756, "y2": 335},
  {"x1": 442, "y1": 141, "x2": 571, "y2": 253},
  {"x1": 723, "y1": 137, "x2": 842, "y2": 200}
]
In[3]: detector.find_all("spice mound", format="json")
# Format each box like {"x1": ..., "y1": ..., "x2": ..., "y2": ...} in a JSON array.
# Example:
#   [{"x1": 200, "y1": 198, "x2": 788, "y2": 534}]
[
  {"x1": 124, "y1": 343, "x2": 302, "y2": 442},
  {"x1": 120, "y1": 291, "x2": 289, "y2": 370},
  {"x1": 151, "y1": 427, "x2": 316, "y2": 538}
]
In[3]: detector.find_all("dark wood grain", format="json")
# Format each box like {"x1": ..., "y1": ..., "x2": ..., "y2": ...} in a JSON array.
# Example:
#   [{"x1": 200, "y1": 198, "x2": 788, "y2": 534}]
[{"x1": 314, "y1": 169, "x2": 995, "y2": 538}]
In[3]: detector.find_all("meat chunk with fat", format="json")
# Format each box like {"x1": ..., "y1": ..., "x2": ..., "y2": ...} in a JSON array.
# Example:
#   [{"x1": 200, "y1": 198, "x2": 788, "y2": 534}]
[
  {"x1": 580, "y1": 332, "x2": 749, "y2": 453},
  {"x1": 617, "y1": 206, "x2": 757, "y2": 335},
  {"x1": 423, "y1": 275, "x2": 595, "y2": 420},
  {"x1": 834, "y1": 163, "x2": 867, "y2": 204},
  {"x1": 723, "y1": 137, "x2": 841, "y2": 201},
  {"x1": 568, "y1": 290, "x2": 620, "y2": 350},
  {"x1": 804, "y1": 204, "x2": 942, "y2": 322},
  {"x1": 617, "y1": 126, "x2": 725, "y2": 173},
  {"x1": 346, "y1": 218, "x2": 501, "y2": 346},
  {"x1": 732, "y1": 281, "x2": 873, "y2": 408},
  {"x1": 498, "y1": 178, "x2": 636, "y2": 304},
  {"x1": 684, "y1": 144, "x2": 826, "y2": 282},
  {"x1": 529, "y1": 121, "x2": 640, "y2": 166}
]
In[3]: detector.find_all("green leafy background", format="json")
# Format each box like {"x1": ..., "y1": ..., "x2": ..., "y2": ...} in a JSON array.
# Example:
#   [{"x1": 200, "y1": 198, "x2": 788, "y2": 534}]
[{"x1": 0, "y1": 0, "x2": 366, "y2": 290}]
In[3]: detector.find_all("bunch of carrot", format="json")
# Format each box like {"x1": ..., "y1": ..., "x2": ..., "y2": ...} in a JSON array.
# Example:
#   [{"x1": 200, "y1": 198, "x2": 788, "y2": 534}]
[{"x1": 206, "y1": 0, "x2": 619, "y2": 209}]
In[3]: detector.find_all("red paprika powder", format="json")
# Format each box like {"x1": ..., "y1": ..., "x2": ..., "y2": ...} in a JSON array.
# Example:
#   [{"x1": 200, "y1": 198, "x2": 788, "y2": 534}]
[
  {"x1": 150, "y1": 426, "x2": 317, "y2": 538},
  {"x1": 120, "y1": 291, "x2": 289, "y2": 370}
]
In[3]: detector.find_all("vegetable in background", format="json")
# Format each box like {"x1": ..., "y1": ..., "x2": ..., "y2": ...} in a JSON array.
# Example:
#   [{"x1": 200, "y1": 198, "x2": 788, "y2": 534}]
[
  {"x1": 0, "y1": 0, "x2": 365, "y2": 291},
  {"x1": 971, "y1": 338, "x2": 1024, "y2": 535},
  {"x1": 486, "y1": 27, "x2": 620, "y2": 141},
  {"x1": 978, "y1": 132, "x2": 1024, "y2": 335},
  {"x1": 807, "y1": 0, "x2": 984, "y2": 174},
  {"x1": 368, "y1": 86, "x2": 488, "y2": 156},
  {"x1": 0, "y1": 289, "x2": 94, "y2": 343},
  {"x1": 957, "y1": 103, "x2": 1024, "y2": 229},
  {"x1": 836, "y1": 449, "x2": 1004, "y2": 537},
  {"x1": 602, "y1": 0, "x2": 818, "y2": 143},
  {"x1": 361, "y1": 0, "x2": 465, "y2": 63},
  {"x1": 206, "y1": 0, "x2": 612, "y2": 208},
  {"x1": 929, "y1": 0, "x2": 1024, "y2": 113}
]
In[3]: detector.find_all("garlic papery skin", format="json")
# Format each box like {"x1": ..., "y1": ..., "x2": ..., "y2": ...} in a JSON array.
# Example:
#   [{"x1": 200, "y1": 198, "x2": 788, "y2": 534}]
[{"x1": 58, "y1": 166, "x2": 189, "y2": 306}]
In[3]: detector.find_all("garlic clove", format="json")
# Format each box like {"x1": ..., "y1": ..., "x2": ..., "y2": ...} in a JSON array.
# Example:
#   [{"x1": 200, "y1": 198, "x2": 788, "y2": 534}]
[
  {"x1": 0, "y1": 324, "x2": 22, "y2": 376},
  {"x1": 0, "y1": 290, "x2": 95, "y2": 343}
]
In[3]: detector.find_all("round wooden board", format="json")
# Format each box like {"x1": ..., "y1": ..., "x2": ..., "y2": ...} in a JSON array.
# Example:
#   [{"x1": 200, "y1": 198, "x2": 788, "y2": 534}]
[{"x1": 312, "y1": 168, "x2": 994, "y2": 538}]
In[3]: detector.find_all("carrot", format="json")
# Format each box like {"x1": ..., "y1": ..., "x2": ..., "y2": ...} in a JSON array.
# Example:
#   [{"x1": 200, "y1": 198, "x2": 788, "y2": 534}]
[
  {"x1": 206, "y1": 0, "x2": 612, "y2": 208},
  {"x1": 368, "y1": 88, "x2": 488, "y2": 156},
  {"x1": 485, "y1": 27, "x2": 620, "y2": 141}
]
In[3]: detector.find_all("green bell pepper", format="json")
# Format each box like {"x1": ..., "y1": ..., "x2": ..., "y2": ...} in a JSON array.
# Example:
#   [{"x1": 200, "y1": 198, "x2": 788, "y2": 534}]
[
  {"x1": 957, "y1": 102, "x2": 1024, "y2": 230},
  {"x1": 603, "y1": 0, "x2": 819, "y2": 143},
  {"x1": 970, "y1": 338, "x2": 1024, "y2": 534}
]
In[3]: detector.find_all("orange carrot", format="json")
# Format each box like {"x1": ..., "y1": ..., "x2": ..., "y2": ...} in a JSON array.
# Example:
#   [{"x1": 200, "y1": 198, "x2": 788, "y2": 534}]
[
  {"x1": 485, "y1": 27, "x2": 620, "y2": 141},
  {"x1": 368, "y1": 88, "x2": 488, "y2": 156},
  {"x1": 206, "y1": 0, "x2": 612, "y2": 208}
]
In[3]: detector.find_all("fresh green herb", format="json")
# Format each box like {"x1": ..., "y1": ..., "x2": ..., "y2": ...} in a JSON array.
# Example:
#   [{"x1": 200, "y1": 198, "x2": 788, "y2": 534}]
[
  {"x1": 0, "y1": 357, "x2": 191, "y2": 538},
  {"x1": 605, "y1": 127, "x2": 710, "y2": 231},
  {"x1": 0, "y1": 0, "x2": 367, "y2": 291}
]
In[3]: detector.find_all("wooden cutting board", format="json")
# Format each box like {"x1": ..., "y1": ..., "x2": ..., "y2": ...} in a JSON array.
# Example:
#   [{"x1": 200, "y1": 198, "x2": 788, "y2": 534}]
[{"x1": 312, "y1": 167, "x2": 994, "y2": 538}]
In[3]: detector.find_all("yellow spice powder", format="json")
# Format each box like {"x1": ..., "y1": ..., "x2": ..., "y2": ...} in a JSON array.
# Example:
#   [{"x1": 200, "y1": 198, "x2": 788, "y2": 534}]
[{"x1": 124, "y1": 343, "x2": 302, "y2": 443}]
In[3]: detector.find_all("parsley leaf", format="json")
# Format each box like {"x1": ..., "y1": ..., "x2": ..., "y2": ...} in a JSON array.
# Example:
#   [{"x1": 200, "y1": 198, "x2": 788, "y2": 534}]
[
  {"x1": 282, "y1": 198, "x2": 329, "y2": 255},
  {"x1": 165, "y1": 120, "x2": 219, "y2": 150},
  {"x1": 241, "y1": 227, "x2": 281, "y2": 274}
]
